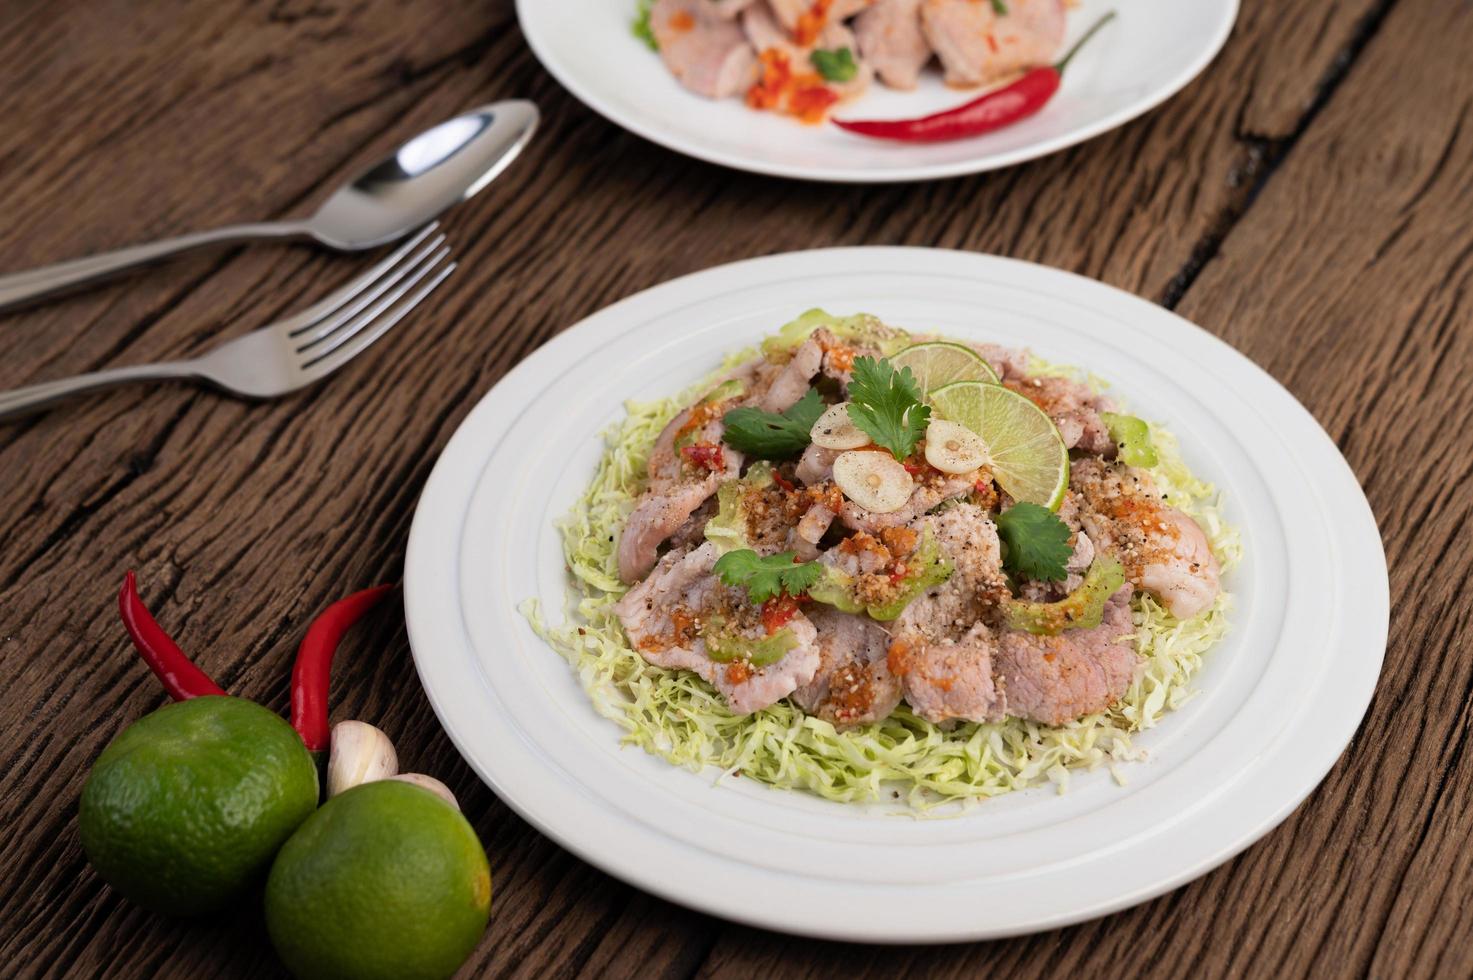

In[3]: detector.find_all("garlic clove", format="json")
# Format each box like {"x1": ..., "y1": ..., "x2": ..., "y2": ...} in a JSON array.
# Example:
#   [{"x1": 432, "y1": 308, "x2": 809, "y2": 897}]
[
  {"x1": 923, "y1": 419, "x2": 989, "y2": 474},
  {"x1": 809, "y1": 403, "x2": 871, "y2": 451},
  {"x1": 326, "y1": 720, "x2": 398, "y2": 798},
  {"x1": 389, "y1": 773, "x2": 460, "y2": 811},
  {"x1": 832, "y1": 451, "x2": 914, "y2": 513}
]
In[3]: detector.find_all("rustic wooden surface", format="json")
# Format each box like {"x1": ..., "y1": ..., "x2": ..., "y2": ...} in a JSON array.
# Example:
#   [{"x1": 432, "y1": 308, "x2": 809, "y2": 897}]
[{"x1": 1, "y1": 0, "x2": 1468, "y2": 975}]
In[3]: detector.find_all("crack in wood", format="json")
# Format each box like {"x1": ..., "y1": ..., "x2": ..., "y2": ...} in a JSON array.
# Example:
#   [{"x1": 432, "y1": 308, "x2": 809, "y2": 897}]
[
  {"x1": 1159, "y1": 0, "x2": 1402, "y2": 310},
  {"x1": 0, "y1": 396, "x2": 196, "y2": 595}
]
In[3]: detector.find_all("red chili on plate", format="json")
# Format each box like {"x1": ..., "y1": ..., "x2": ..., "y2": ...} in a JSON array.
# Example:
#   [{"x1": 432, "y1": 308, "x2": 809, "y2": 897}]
[{"x1": 833, "y1": 12, "x2": 1116, "y2": 144}]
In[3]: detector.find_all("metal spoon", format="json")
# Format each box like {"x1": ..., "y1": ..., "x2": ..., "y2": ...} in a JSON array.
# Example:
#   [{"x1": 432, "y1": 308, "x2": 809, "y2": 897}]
[{"x1": 0, "y1": 99, "x2": 538, "y2": 312}]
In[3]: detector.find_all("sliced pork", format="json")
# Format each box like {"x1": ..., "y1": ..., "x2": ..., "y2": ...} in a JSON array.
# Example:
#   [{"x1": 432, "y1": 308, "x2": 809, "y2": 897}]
[
  {"x1": 1007, "y1": 374, "x2": 1116, "y2": 455},
  {"x1": 614, "y1": 543, "x2": 821, "y2": 714},
  {"x1": 619, "y1": 477, "x2": 724, "y2": 583},
  {"x1": 704, "y1": 0, "x2": 758, "y2": 17},
  {"x1": 758, "y1": 334, "x2": 826, "y2": 412},
  {"x1": 893, "y1": 502, "x2": 1010, "y2": 643},
  {"x1": 769, "y1": 0, "x2": 875, "y2": 33},
  {"x1": 792, "y1": 502, "x2": 837, "y2": 559},
  {"x1": 742, "y1": 2, "x2": 874, "y2": 99},
  {"x1": 792, "y1": 606, "x2": 903, "y2": 729},
  {"x1": 617, "y1": 400, "x2": 742, "y2": 583},
  {"x1": 897, "y1": 622, "x2": 1005, "y2": 724},
  {"x1": 797, "y1": 444, "x2": 841, "y2": 485},
  {"x1": 993, "y1": 585, "x2": 1137, "y2": 725},
  {"x1": 921, "y1": 0, "x2": 1066, "y2": 88},
  {"x1": 653, "y1": 0, "x2": 760, "y2": 99},
  {"x1": 1071, "y1": 459, "x2": 1221, "y2": 619},
  {"x1": 854, "y1": 0, "x2": 931, "y2": 90},
  {"x1": 967, "y1": 341, "x2": 1032, "y2": 382}
]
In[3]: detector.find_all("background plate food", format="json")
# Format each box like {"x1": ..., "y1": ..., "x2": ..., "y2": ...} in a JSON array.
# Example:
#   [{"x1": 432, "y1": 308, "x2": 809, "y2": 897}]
[
  {"x1": 404, "y1": 247, "x2": 1386, "y2": 941},
  {"x1": 516, "y1": 0, "x2": 1238, "y2": 182}
]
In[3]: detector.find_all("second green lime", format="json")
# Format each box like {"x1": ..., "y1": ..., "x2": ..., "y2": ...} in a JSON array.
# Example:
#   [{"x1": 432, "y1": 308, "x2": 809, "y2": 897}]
[{"x1": 265, "y1": 780, "x2": 492, "y2": 980}]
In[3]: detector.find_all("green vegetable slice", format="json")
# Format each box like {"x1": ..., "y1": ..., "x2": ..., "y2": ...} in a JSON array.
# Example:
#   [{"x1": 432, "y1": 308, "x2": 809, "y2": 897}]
[
  {"x1": 703, "y1": 379, "x2": 747, "y2": 404},
  {"x1": 1101, "y1": 412, "x2": 1159, "y2": 468},
  {"x1": 704, "y1": 625, "x2": 797, "y2": 667},
  {"x1": 866, "y1": 536, "x2": 954, "y2": 621},
  {"x1": 1005, "y1": 556, "x2": 1126, "y2": 636},
  {"x1": 704, "y1": 463, "x2": 774, "y2": 555},
  {"x1": 760, "y1": 309, "x2": 910, "y2": 360},
  {"x1": 806, "y1": 569, "x2": 864, "y2": 615},
  {"x1": 808, "y1": 529, "x2": 954, "y2": 621}
]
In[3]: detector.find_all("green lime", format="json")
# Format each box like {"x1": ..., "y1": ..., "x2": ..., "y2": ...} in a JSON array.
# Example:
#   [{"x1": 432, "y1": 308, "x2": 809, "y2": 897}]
[
  {"x1": 265, "y1": 780, "x2": 492, "y2": 980},
  {"x1": 888, "y1": 341, "x2": 999, "y2": 393},
  {"x1": 79, "y1": 696, "x2": 319, "y2": 916},
  {"x1": 930, "y1": 380, "x2": 1069, "y2": 510}
]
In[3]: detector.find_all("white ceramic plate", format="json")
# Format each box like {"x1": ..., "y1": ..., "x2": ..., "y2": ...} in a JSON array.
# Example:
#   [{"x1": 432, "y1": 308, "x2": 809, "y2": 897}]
[
  {"x1": 405, "y1": 248, "x2": 1387, "y2": 942},
  {"x1": 516, "y1": 0, "x2": 1238, "y2": 182}
]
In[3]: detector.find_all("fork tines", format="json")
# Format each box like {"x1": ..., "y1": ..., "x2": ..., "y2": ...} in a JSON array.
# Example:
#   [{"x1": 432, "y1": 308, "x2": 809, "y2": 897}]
[{"x1": 283, "y1": 223, "x2": 455, "y2": 377}]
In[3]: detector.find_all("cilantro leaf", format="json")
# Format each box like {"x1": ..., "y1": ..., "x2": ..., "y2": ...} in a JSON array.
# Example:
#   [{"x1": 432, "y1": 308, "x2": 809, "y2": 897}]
[
  {"x1": 990, "y1": 0, "x2": 1009, "y2": 14},
  {"x1": 810, "y1": 47, "x2": 858, "y2": 82},
  {"x1": 722, "y1": 388, "x2": 826, "y2": 459},
  {"x1": 846, "y1": 357, "x2": 930, "y2": 460},
  {"x1": 995, "y1": 503, "x2": 1073, "y2": 582},
  {"x1": 713, "y1": 549, "x2": 824, "y2": 603}
]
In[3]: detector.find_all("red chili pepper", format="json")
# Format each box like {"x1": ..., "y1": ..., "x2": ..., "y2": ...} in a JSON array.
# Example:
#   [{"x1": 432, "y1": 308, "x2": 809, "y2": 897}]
[
  {"x1": 832, "y1": 12, "x2": 1116, "y2": 143},
  {"x1": 771, "y1": 469, "x2": 796, "y2": 493},
  {"x1": 761, "y1": 594, "x2": 802, "y2": 634},
  {"x1": 680, "y1": 442, "x2": 726, "y2": 473},
  {"x1": 118, "y1": 571, "x2": 226, "y2": 701},
  {"x1": 290, "y1": 585, "x2": 393, "y2": 754}
]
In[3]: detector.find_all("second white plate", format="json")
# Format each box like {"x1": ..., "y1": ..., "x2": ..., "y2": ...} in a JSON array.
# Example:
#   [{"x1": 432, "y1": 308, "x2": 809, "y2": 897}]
[
  {"x1": 517, "y1": 0, "x2": 1238, "y2": 182},
  {"x1": 405, "y1": 247, "x2": 1386, "y2": 941}
]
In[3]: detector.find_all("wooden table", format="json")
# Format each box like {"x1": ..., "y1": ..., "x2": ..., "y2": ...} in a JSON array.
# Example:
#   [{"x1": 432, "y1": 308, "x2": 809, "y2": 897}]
[{"x1": 3, "y1": 0, "x2": 1469, "y2": 975}]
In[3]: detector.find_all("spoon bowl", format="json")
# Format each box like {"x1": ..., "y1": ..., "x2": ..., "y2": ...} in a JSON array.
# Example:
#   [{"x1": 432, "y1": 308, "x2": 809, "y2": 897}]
[{"x1": 307, "y1": 101, "x2": 540, "y2": 250}]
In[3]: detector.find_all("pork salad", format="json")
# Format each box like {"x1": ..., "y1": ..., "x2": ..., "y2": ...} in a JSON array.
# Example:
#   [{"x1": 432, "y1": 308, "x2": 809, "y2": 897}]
[{"x1": 527, "y1": 310, "x2": 1238, "y2": 805}]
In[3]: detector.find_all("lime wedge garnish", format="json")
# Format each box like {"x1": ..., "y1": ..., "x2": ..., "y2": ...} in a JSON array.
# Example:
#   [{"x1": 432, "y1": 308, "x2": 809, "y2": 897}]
[
  {"x1": 889, "y1": 341, "x2": 998, "y2": 394},
  {"x1": 929, "y1": 381, "x2": 1068, "y2": 510}
]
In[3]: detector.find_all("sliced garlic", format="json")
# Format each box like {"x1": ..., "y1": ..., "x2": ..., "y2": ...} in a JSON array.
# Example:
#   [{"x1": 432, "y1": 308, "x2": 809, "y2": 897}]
[
  {"x1": 832, "y1": 451, "x2": 914, "y2": 513},
  {"x1": 389, "y1": 773, "x2": 460, "y2": 811},
  {"x1": 326, "y1": 720, "x2": 398, "y2": 798},
  {"x1": 923, "y1": 419, "x2": 990, "y2": 474},
  {"x1": 809, "y1": 403, "x2": 871, "y2": 451}
]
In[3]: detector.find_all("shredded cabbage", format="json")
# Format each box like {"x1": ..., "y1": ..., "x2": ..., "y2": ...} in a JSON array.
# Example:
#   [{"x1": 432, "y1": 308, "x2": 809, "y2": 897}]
[{"x1": 523, "y1": 348, "x2": 1240, "y2": 808}]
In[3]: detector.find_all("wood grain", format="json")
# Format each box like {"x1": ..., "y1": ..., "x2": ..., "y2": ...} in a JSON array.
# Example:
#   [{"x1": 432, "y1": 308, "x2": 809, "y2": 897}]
[{"x1": 0, "y1": 0, "x2": 1463, "y2": 976}]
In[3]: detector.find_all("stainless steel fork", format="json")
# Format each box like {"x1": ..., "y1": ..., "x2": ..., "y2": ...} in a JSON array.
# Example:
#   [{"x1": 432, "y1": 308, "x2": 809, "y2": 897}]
[{"x1": 0, "y1": 224, "x2": 454, "y2": 420}]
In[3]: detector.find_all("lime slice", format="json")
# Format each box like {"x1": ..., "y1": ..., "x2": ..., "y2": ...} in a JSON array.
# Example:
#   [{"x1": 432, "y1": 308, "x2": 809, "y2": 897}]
[
  {"x1": 929, "y1": 381, "x2": 1069, "y2": 510},
  {"x1": 889, "y1": 341, "x2": 999, "y2": 393}
]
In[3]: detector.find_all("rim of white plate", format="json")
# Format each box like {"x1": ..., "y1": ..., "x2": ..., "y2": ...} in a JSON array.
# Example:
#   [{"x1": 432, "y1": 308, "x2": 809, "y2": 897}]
[
  {"x1": 404, "y1": 248, "x2": 1387, "y2": 942},
  {"x1": 515, "y1": 0, "x2": 1239, "y2": 183}
]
